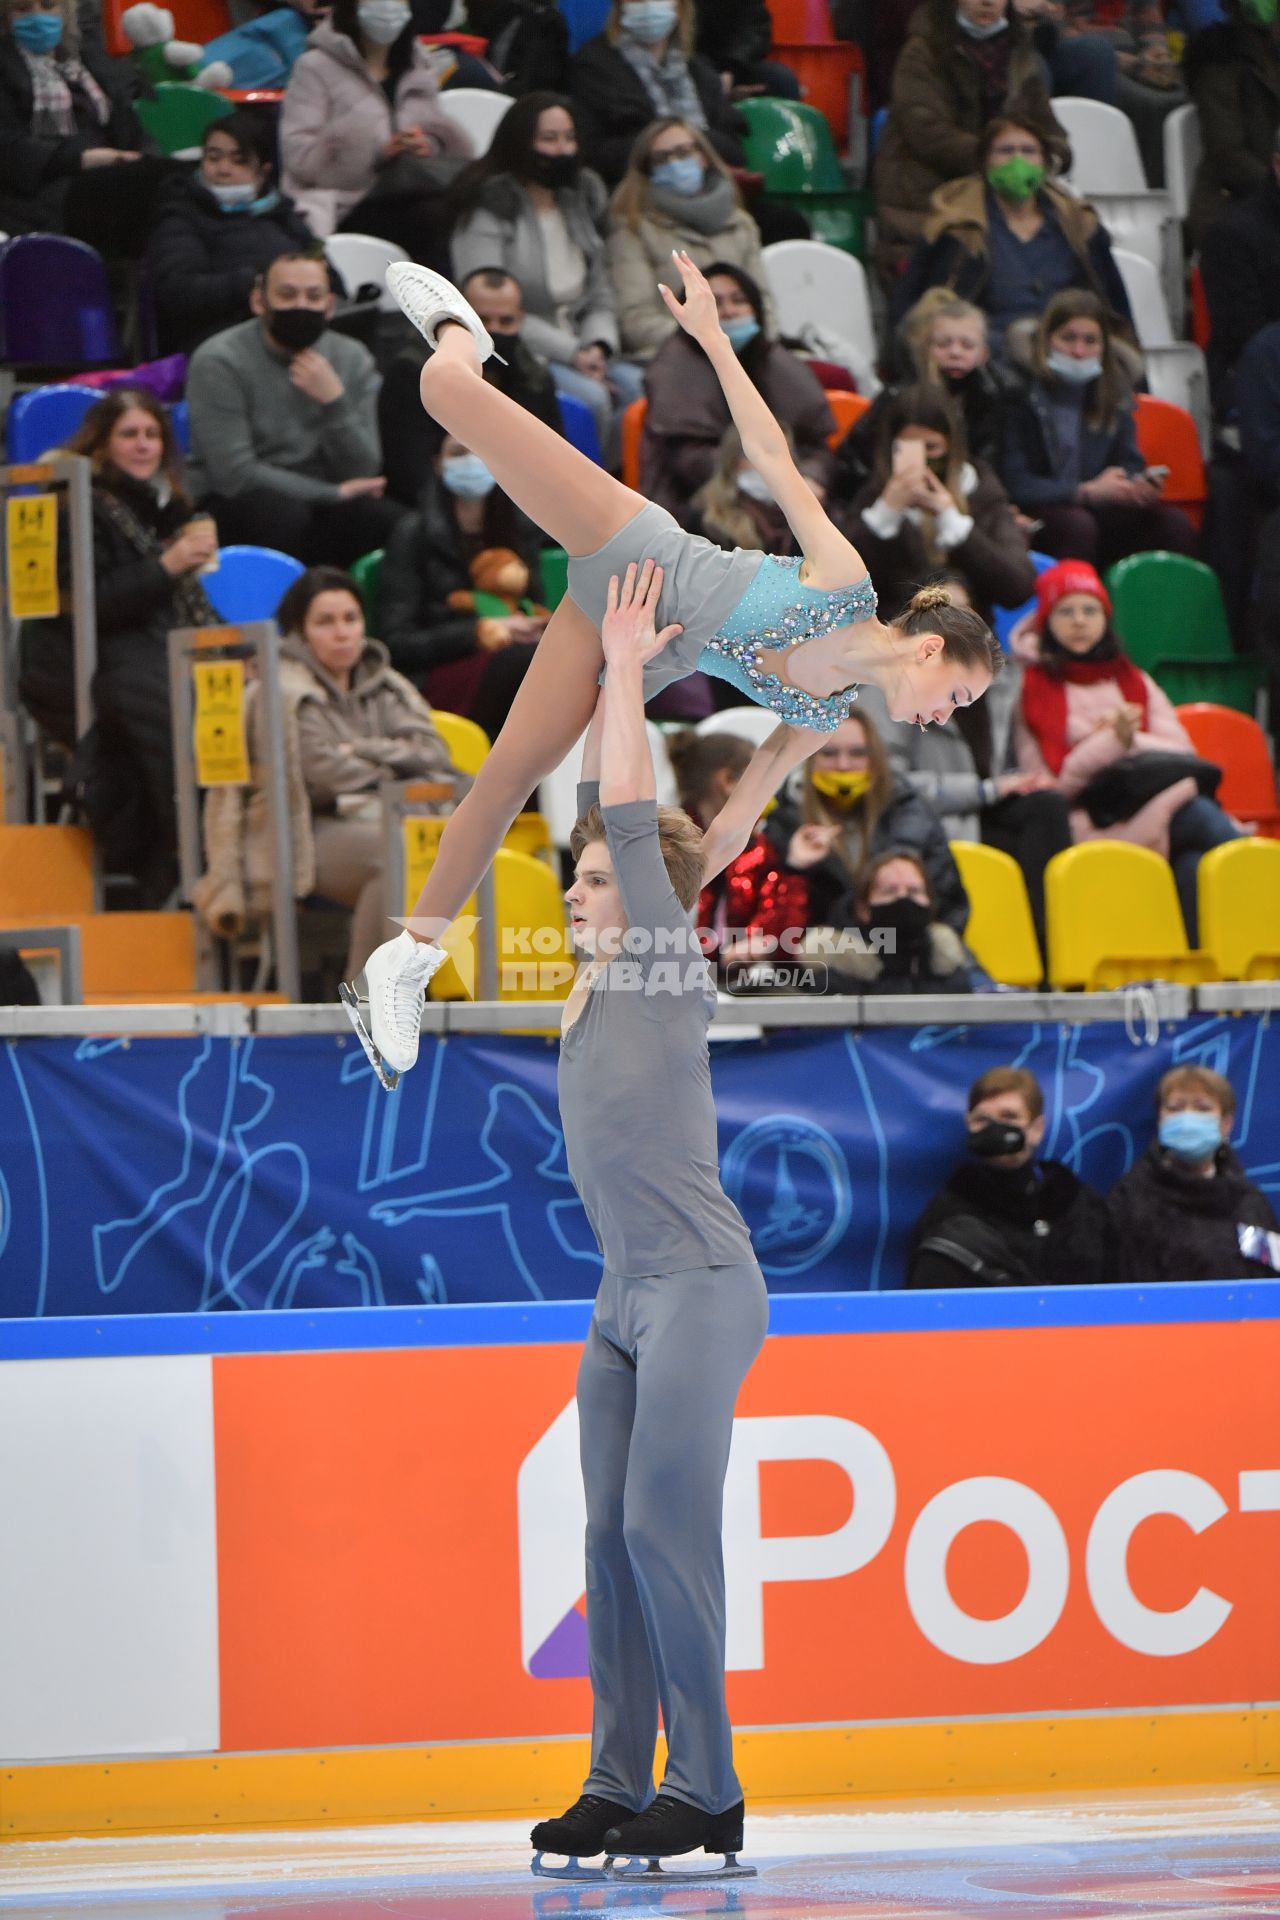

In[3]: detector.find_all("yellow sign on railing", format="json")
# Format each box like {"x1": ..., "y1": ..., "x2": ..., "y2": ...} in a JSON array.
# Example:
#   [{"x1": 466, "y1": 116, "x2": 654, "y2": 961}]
[
  {"x1": 192, "y1": 658, "x2": 250, "y2": 786},
  {"x1": 6, "y1": 494, "x2": 59, "y2": 620}
]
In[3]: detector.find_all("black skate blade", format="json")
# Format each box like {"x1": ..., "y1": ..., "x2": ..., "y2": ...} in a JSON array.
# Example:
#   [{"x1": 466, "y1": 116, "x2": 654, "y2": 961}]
[
  {"x1": 339, "y1": 983, "x2": 399, "y2": 1093},
  {"x1": 530, "y1": 1850, "x2": 608, "y2": 1882},
  {"x1": 605, "y1": 1852, "x2": 756, "y2": 1884}
]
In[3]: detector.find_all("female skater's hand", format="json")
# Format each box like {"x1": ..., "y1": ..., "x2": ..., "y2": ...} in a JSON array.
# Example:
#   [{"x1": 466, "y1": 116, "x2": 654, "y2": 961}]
[
  {"x1": 658, "y1": 250, "x2": 724, "y2": 351},
  {"x1": 601, "y1": 559, "x2": 683, "y2": 670}
]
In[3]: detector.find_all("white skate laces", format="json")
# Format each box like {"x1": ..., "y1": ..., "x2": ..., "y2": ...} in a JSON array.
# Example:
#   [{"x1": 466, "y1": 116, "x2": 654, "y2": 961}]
[
  {"x1": 340, "y1": 929, "x2": 446, "y2": 1090},
  {"x1": 385, "y1": 263, "x2": 495, "y2": 363}
]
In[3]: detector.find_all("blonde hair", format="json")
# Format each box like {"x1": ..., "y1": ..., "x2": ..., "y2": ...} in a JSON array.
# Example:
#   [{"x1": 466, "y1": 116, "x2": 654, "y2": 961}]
[
  {"x1": 570, "y1": 801, "x2": 706, "y2": 910},
  {"x1": 690, "y1": 425, "x2": 782, "y2": 554},
  {"x1": 901, "y1": 288, "x2": 988, "y2": 384},
  {"x1": 609, "y1": 117, "x2": 739, "y2": 232},
  {"x1": 1156, "y1": 1064, "x2": 1235, "y2": 1120},
  {"x1": 607, "y1": 0, "x2": 694, "y2": 53}
]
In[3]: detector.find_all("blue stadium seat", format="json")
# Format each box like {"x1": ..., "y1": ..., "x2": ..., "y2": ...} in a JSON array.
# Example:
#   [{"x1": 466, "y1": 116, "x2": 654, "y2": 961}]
[
  {"x1": 5, "y1": 384, "x2": 97, "y2": 462},
  {"x1": 555, "y1": 388, "x2": 604, "y2": 465},
  {"x1": 170, "y1": 399, "x2": 191, "y2": 454},
  {"x1": 203, "y1": 545, "x2": 304, "y2": 624},
  {"x1": 992, "y1": 551, "x2": 1056, "y2": 652}
]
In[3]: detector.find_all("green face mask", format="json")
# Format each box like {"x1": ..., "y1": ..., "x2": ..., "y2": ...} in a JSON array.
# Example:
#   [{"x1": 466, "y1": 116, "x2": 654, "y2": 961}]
[
  {"x1": 986, "y1": 155, "x2": 1046, "y2": 202},
  {"x1": 1241, "y1": 0, "x2": 1278, "y2": 24}
]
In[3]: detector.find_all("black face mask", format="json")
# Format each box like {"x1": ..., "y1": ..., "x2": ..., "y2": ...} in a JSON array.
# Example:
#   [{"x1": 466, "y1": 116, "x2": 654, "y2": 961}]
[
  {"x1": 267, "y1": 305, "x2": 327, "y2": 352},
  {"x1": 527, "y1": 151, "x2": 580, "y2": 189},
  {"x1": 869, "y1": 894, "x2": 932, "y2": 969},
  {"x1": 968, "y1": 1118, "x2": 1028, "y2": 1159}
]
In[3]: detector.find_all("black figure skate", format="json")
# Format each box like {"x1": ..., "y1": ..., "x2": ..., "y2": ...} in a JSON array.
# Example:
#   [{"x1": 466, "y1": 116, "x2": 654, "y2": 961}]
[
  {"x1": 603, "y1": 1793, "x2": 756, "y2": 1883},
  {"x1": 530, "y1": 1792, "x2": 636, "y2": 1880}
]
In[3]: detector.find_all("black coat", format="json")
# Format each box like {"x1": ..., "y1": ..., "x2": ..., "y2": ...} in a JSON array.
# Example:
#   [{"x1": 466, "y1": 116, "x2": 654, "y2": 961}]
[
  {"x1": 146, "y1": 174, "x2": 317, "y2": 357},
  {"x1": 568, "y1": 34, "x2": 744, "y2": 188},
  {"x1": 907, "y1": 1157, "x2": 1117, "y2": 1288},
  {"x1": 765, "y1": 773, "x2": 970, "y2": 933},
  {"x1": 1200, "y1": 170, "x2": 1280, "y2": 411},
  {"x1": 694, "y1": 0, "x2": 773, "y2": 77},
  {"x1": 378, "y1": 337, "x2": 563, "y2": 508},
  {"x1": 1185, "y1": 19, "x2": 1280, "y2": 245},
  {"x1": 0, "y1": 32, "x2": 144, "y2": 231},
  {"x1": 840, "y1": 460, "x2": 1035, "y2": 622},
  {"x1": 379, "y1": 472, "x2": 545, "y2": 678},
  {"x1": 1108, "y1": 1140, "x2": 1278, "y2": 1285}
]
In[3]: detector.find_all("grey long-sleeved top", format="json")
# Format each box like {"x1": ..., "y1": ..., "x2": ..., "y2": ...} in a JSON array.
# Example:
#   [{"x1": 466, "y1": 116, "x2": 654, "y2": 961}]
[{"x1": 185, "y1": 318, "x2": 383, "y2": 505}]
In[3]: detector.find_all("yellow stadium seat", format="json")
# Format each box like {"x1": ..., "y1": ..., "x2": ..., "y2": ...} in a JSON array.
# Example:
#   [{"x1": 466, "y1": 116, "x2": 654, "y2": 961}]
[
  {"x1": 502, "y1": 810, "x2": 555, "y2": 867},
  {"x1": 0, "y1": 824, "x2": 94, "y2": 918},
  {"x1": 431, "y1": 708, "x2": 490, "y2": 776},
  {"x1": 81, "y1": 912, "x2": 197, "y2": 1002},
  {"x1": 431, "y1": 847, "x2": 572, "y2": 1004},
  {"x1": 949, "y1": 840, "x2": 1042, "y2": 988},
  {"x1": 1044, "y1": 842, "x2": 1219, "y2": 989},
  {"x1": 1197, "y1": 839, "x2": 1280, "y2": 981}
]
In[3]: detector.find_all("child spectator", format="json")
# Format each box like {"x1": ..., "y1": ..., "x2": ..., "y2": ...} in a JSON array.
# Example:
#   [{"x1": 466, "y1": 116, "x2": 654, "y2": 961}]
[
  {"x1": 1012, "y1": 560, "x2": 1245, "y2": 938},
  {"x1": 907, "y1": 1064, "x2": 1116, "y2": 1287},
  {"x1": 1109, "y1": 1065, "x2": 1279, "y2": 1282},
  {"x1": 999, "y1": 288, "x2": 1195, "y2": 565}
]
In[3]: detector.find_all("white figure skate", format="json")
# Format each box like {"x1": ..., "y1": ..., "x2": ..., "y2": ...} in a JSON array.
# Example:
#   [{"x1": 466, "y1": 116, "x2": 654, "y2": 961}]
[
  {"x1": 340, "y1": 930, "x2": 446, "y2": 1092},
  {"x1": 385, "y1": 262, "x2": 496, "y2": 362}
]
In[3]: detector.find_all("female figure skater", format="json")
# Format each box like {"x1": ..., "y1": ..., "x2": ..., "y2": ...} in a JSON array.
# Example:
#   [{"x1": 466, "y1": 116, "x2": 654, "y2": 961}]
[
  {"x1": 531, "y1": 558, "x2": 775, "y2": 1882},
  {"x1": 348, "y1": 255, "x2": 1001, "y2": 1084}
]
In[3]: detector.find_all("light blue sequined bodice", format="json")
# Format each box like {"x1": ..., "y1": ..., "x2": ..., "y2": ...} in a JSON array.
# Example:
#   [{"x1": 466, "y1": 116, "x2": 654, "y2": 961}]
[{"x1": 696, "y1": 556, "x2": 878, "y2": 733}]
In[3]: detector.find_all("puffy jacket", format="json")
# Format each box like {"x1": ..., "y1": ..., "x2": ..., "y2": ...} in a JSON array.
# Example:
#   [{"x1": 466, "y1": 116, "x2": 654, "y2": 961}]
[
  {"x1": 765, "y1": 770, "x2": 970, "y2": 933},
  {"x1": 606, "y1": 188, "x2": 770, "y2": 359},
  {"x1": 1109, "y1": 1140, "x2": 1278, "y2": 1284},
  {"x1": 280, "y1": 21, "x2": 471, "y2": 236},
  {"x1": 146, "y1": 173, "x2": 318, "y2": 357},
  {"x1": 996, "y1": 316, "x2": 1146, "y2": 511},
  {"x1": 908, "y1": 1157, "x2": 1117, "y2": 1288},
  {"x1": 568, "y1": 32, "x2": 744, "y2": 189},
  {"x1": 451, "y1": 168, "x2": 618, "y2": 364}
]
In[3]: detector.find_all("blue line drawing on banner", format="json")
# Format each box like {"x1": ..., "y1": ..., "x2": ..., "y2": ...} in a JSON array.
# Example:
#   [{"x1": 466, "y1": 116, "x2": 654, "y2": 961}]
[
  {"x1": 345, "y1": 1030, "x2": 448, "y2": 1193},
  {"x1": 840, "y1": 1033, "x2": 889, "y2": 1288},
  {"x1": 200, "y1": 1139, "x2": 311, "y2": 1310},
  {"x1": 0, "y1": 1043, "x2": 49, "y2": 1315},
  {"x1": 547, "y1": 1194, "x2": 606, "y2": 1267},
  {"x1": 265, "y1": 1227, "x2": 385, "y2": 1309},
  {"x1": 367, "y1": 1082, "x2": 586, "y2": 1301},
  {"x1": 417, "y1": 1254, "x2": 448, "y2": 1303},
  {"x1": 721, "y1": 1108, "x2": 853, "y2": 1281},
  {"x1": 1044, "y1": 1023, "x2": 1135, "y2": 1185}
]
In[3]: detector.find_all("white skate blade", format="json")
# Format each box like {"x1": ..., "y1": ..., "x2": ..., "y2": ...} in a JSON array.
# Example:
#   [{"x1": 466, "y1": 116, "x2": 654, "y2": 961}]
[
  {"x1": 530, "y1": 1852, "x2": 608, "y2": 1882},
  {"x1": 339, "y1": 982, "x2": 399, "y2": 1093},
  {"x1": 605, "y1": 1853, "x2": 757, "y2": 1883}
]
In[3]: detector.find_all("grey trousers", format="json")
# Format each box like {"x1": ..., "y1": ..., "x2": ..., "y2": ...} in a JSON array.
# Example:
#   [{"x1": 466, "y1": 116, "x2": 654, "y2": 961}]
[{"x1": 577, "y1": 1259, "x2": 769, "y2": 1816}]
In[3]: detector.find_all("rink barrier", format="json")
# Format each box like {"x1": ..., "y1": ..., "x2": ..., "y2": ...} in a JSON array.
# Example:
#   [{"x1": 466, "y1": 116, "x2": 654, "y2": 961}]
[{"x1": 2, "y1": 1285, "x2": 1277, "y2": 1839}]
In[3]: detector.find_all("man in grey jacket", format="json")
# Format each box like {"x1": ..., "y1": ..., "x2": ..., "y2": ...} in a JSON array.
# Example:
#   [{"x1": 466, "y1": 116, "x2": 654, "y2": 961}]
[{"x1": 186, "y1": 250, "x2": 408, "y2": 565}]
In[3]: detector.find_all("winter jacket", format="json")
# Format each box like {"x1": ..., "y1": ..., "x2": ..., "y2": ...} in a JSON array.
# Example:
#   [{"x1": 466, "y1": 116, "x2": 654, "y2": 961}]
[
  {"x1": 1199, "y1": 170, "x2": 1280, "y2": 412},
  {"x1": 146, "y1": 173, "x2": 318, "y2": 358},
  {"x1": 450, "y1": 168, "x2": 618, "y2": 365},
  {"x1": 842, "y1": 458, "x2": 1035, "y2": 621},
  {"x1": 1009, "y1": 619, "x2": 1200, "y2": 854},
  {"x1": 641, "y1": 331, "x2": 835, "y2": 516},
  {"x1": 873, "y1": 0, "x2": 1063, "y2": 259},
  {"x1": 606, "y1": 190, "x2": 771, "y2": 359},
  {"x1": 996, "y1": 317, "x2": 1146, "y2": 512},
  {"x1": 379, "y1": 474, "x2": 546, "y2": 677},
  {"x1": 1184, "y1": 19, "x2": 1280, "y2": 246},
  {"x1": 852, "y1": 673, "x2": 1025, "y2": 843},
  {"x1": 907, "y1": 1157, "x2": 1117, "y2": 1288},
  {"x1": 279, "y1": 21, "x2": 471, "y2": 236},
  {"x1": 1238, "y1": 319, "x2": 1280, "y2": 492},
  {"x1": 693, "y1": 0, "x2": 774, "y2": 79},
  {"x1": 378, "y1": 335, "x2": 562, "y2": 508},
  {"x1": 194, "y1": 633, "x2": 455, "y2": 935},
  {"x1": 892, "y1": 173, "x2": 1133, "y2": 334},
  {"x1": 1108, "y1": 1140, "x2": 1278, "y2": 1284},
  {"x1": 568, "y1": 32, "x2": 745, "y2": 189},
  {"x1": 765, "y1": 771, "x2": 970, "y2": 933},
  {"x1": 0, "y1": 31, "x2": 147, "y2": 232}
]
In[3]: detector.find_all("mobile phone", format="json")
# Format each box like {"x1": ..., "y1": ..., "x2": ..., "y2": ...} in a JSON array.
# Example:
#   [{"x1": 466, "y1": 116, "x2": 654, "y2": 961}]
[
  {"x1": 892, "y1": 438, "x2": 926, "y2": 480},
  {"x1": 1144, "y1": 464, "x2": 1169, "y2": 488}
]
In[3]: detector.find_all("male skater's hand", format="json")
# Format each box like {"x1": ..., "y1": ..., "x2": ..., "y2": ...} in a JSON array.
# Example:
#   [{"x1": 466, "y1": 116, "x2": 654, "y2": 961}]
[{"x1": 601, "y1": 559, "x2": 683, "y2": 671}]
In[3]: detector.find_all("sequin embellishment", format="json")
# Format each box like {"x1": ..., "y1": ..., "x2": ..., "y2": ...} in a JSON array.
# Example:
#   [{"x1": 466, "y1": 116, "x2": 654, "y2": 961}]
[{"x1": 696, "y1": 557, "x2": 878, "y2": 732}]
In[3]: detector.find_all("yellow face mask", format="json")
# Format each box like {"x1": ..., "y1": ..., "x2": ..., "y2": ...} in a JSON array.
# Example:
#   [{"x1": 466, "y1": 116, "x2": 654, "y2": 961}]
[{"x1": 811, "y1": 768, "x2": 870, "y2": 806}]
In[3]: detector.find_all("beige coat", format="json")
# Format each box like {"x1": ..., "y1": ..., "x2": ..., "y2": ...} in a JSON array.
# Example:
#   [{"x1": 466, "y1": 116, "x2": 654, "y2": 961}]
[
  {"x1": 606, "y1": 202, "x2": 773, "y2": 359},
  {"x1": 194, "y1": 636, "x2": 456, "y2": 937}
]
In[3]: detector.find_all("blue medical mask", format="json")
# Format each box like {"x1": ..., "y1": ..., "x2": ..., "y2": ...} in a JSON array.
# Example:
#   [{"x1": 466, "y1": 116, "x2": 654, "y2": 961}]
[
  {"x1": 1048, "y1": 350, "x2": 1103, "y2": 384},
  {"x1": 651, "y1": 154, "x2": 704, "y2": 196},
  {"x1": 357, "y1": 0, "x2": 410, "y2": 41},
  {"x1": 1159, "y1": 1111, "x2": 1223, "y2": 1162},
  {"x1": 208, "y1": 180, "x2": 258, "y2": 211},
  {"x1": 440, "y1": 453, "x2": 496, "y2": 499},
  {"x1": 723, "y1": 315, "x2": 760, "y2": 352},
  {"x1": 737, "y1": 466, "x2": 772, "y2": 503},
  {"x1": 12, "y1": 11, "x2": 64, "y2": 53},
  {"x1": 956, "y1": 8, "x2": 1009, "y2": 37},
  {"x1": 623, "y1": 1, "x2": 678, "y2": 44}
]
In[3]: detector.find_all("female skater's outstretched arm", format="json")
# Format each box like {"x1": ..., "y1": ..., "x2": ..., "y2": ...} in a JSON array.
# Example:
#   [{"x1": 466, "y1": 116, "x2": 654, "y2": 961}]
[{"x1": 699, "y1": 721, "x2": 826, "y2": 884}]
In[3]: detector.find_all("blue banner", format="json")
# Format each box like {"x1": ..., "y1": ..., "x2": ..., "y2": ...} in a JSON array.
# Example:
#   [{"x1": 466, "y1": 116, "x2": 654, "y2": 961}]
[{"x1": 2, "y1": 1016, "x2": 1278, "y2": 1316}]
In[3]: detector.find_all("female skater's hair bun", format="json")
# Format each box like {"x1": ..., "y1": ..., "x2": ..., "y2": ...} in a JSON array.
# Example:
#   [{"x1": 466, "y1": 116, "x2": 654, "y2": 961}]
[{"x1": 907, "y1": 585, "x2": 953, "y2": 614}]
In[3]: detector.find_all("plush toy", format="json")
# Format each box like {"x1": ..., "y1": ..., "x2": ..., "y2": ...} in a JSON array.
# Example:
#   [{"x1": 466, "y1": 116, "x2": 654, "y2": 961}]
[
  {"x1": 122, "y1": 5, "x2": 233, "y2": 91},
  {"x1": 447, "y1": 547, "x2": 549, "y2": 650}
]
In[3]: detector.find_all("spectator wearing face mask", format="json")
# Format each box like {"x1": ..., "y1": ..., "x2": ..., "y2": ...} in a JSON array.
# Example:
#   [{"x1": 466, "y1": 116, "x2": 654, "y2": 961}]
[
  {"x1": 378, "y1": 430, "x2": 549, "y2": 738},
  {"x1": 606, "y1": 116, "x2": 771, "y2": 360},
  {"x1": 379, "y1": 268, "x2": 565, "y2": 507},
  {"x1": 815, "y1": 848, "x2": 979, "y2": 995},
  {"x1": 689, "y1": 424, "x2": 808, "y2": 557},
  {"x1": 186, "y1": 249, "x2": 407, "y2": 566},
  {"x1": 907, "y1": 1065, "x2": 1117, "y2": 1287},
  {"x1": 147, "y1": 110, "x2": 319, "y2": 358},
  {"x1": 1109, "y1": 1066, "x2": 1278, "y2": 1283}
]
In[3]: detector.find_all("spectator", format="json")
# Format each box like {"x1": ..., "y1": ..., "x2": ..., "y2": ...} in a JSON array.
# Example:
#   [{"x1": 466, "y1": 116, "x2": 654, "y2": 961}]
[
  {"x1": 837, "y1": 383, "x2": 1036, "y2": 625},
  {"x1": 1184, "y1": 0, "x2": 1280, "y2": 246},
  {"x1": 999, "y1": 289, "x2": 1195, "y2": 564},
  {"x1": 1109, "y1": 1065, "x2": 1279, "y2": 1282},
  {"x1": 640, "y1": 260, "x2": 835, "y2": 518},
  {"x1": 147, "y1": 111, "x2": 318, "y2": 358},
  {"x1": 0, "y1": 0, "x2": 171, "y2": 252},
  {"x1": 379, "y1": 268, "x2": 564, "y2": 506},
  {"x1": 669, "y1": 727, "x2": 811, "y2": 981},
  {"x1": 1199, "y1": 123, "x2": 1280, "y2": 416},
  {"x1": 815, "y1": 848, "x2": 977, "y2": 994},
  {"x1": 449, "y1": 92, "x2": 643, "y2": 458},
  {"x1": 606, "y1": 116, "x2": 771, "y2": 360},
  {"x1": 378, "y1": 430, "x2": 549, "y2": 737},
  {"x1": 1011, "y1": 0, "x2": 1124, "y2": 104},
  {"x1": 198, "y1": 565, "x2": 458, "y2": 985},
  {"x1": 569, "y1": 0, "x2": 746, "y2": 192},
  {"x1": 690, "y1": 423, "x2": 814, "y2": 559},
  {"x1": 1050, "y1": 1, "x2": 1187, "y2": 186},
  {"x1": 854, "y1": 573, "x2": 1070, "y2": 956},
  {"x1": 1238, "y1": 318, "x2": 1280, "y2": 701},
  {"x1": 907, "y1": 1064, "x2": 1116, "y2": 1287},
  {"x1": 1012, "y1": 559, "x2": 1244, "y2": 937},
  {"x1": 186, "y1": 249, "x2": 406, "y2": 566},
  {"x1": 691, "y1": 0, "x2": 802, "y2": 99},
  {"x1": 892, "y1": 114, "x2": 1132, "y2": 349},
  {"x1": 873, "y1": 0, "x2": 1065, "y2": 277},
  {"x1": 19, "y1": 389, "x2": 217, "y2": 901},
  {"x1": 279, "y1": 0, "x2": 471, "y2": 253},
  {"x1": 765, "y1": 707, "x2": 970, "y2": 932}
]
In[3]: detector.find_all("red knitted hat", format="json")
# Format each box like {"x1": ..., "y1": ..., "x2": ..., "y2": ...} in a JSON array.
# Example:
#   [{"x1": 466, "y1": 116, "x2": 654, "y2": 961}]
[{"x1": 1035, "y1": 559, "x2": 1112, "y2": 629}]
